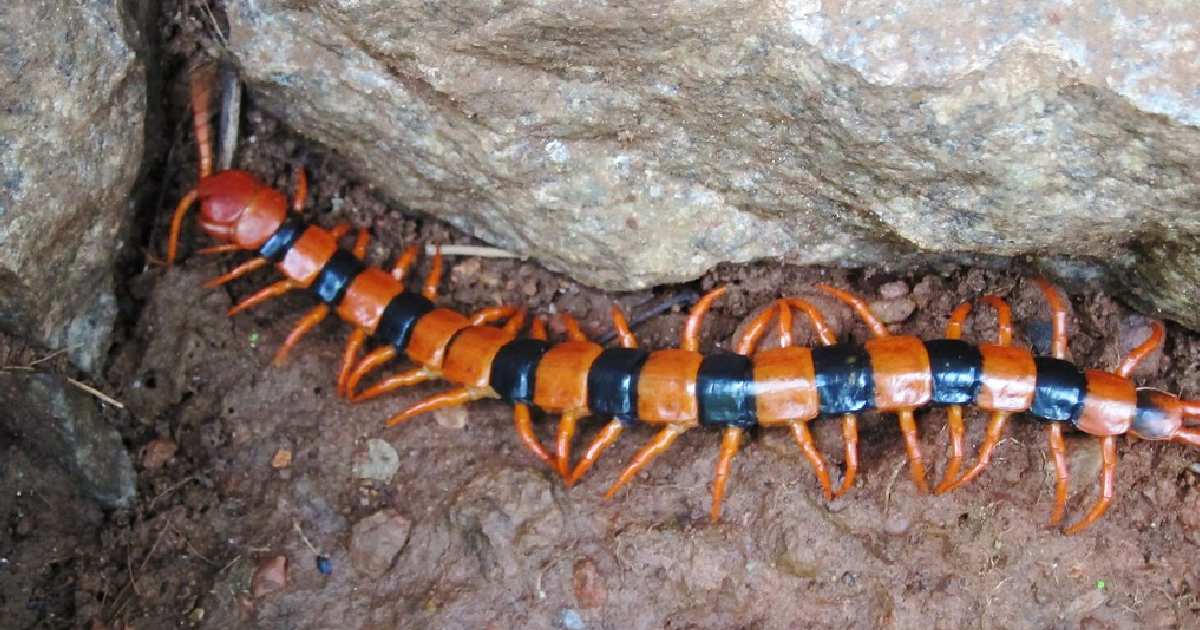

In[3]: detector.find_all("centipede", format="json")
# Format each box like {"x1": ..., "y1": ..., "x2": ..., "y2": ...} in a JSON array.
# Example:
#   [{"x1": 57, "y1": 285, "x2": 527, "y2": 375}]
[{"x1": 165, "y1": 66, "x2": 1200, "y2": 536}]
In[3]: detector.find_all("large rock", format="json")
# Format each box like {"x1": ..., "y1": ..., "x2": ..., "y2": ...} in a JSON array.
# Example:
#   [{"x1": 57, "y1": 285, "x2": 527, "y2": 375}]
[
  {"x1": 224, "y1": 1, "x2": 1200, "y2": 326},
  {"x1": 0, "y1": 2, "x2": 146, "y2": 373}
]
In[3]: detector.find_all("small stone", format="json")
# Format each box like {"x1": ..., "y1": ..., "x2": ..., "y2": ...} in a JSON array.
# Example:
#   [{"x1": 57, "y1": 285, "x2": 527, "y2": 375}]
[
  {"x1": 251, "y1": 555, "x2": 287, "y2": 598},
  {"x1": 140, "y1": 438, "x2": 176, "y2": 470},
  {"x1": 572, "y1": 558, "x2": 606, "y2": 609},
  {"x1": 883, "y1": 513, "x2": 910, "y2": 536},
  {"x1": 271, "y1": 448, "x2": 293, "y2": 469},
  {"x1": 878, "y1": 281, "x2": 910, "y2": 300},
  {"x1": 351, "y1": 439, "x2": 400, "y2": 482},
  {"x1": 560, "y1": 609, "x2": 585, "y2": 630},
  {"x1": 350, "y1": 509, "x2": 412, "y2": 577},
  {"x1": 522, "y1": 281, "x2": 539, "y2": 297},
  {"x1": 186, "y1": 607, "x2": 205, "y2": 623},
  {"x1": 315, "y1": 555, "x2": 333, "y2": 575},
  {"x1": 870, "y1": 298, "x2": 917, "y2": 324},
  {"x1": 434, "y1": 405, "x2": 468, "y2": 430}
]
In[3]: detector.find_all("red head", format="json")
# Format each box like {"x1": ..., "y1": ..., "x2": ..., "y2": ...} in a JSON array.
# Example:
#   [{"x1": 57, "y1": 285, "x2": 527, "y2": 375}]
[{"x1": 195, "y1": 170, "x2": 287, "y2": 248}]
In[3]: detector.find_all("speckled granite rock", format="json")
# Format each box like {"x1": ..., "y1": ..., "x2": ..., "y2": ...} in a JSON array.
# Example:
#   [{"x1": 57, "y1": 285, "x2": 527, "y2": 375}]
[
  {"x1": 0, "y1": 2, "x2": 146, "y2": 373},
  {"x1": 224, "y1": 1, "x2": 1200, "y2": 326}
]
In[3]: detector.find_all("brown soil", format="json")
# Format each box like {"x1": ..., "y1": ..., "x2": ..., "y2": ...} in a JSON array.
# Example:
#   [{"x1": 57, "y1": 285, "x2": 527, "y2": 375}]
[{"x1": 4, "y1": 2, "x2": 1200, "y2": 628}]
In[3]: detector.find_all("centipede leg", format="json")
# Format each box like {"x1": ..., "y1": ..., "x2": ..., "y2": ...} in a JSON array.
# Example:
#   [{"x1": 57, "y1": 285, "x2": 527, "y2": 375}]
[
  {"x1": 934, "y1": 406, "x2": 966, "y2": 494},
  {"x1": 352, "y1": 367, "x2": 432, "y2": 403},
  {"x1": 603, "y1": 424, "x2": 689, "y2": 499},
  {"x1": 337, "y1": 329, "x2": 367, "y2": 397},
  {"x1": 1047, "y1": 423, "x2": 1069, "y2": 526},
  {"x1": 568, "y1": 420, "x2": 625, "y2": 486},
  {"x1": 682, "y1": 287, "x2": 727, "y2": 352},
  {"x1": 710, "y1": 426, "x2": 744, "y2": 522},
  {"x1": 514, "y1": 403, "x2": 553, "y2": 467},
  {"x1": 815, "y1": 284, "x2": 888, "y2": 337},
  {"x1": 272, "y1": 304, "x2": 330, "y2": 365},
  {"x1": 833, "y1": 414, "x2": 859, "y2": 498},
  {"x1": 291, "y1": 166, "x2": 307, "y2": 213},
  {"x1": 197, "y1": 244, "x2": 241, "y2": 256},
  {"x1": 897, "y1": 409, "x2": 929, "y2": 494},
  {"x1": 422, "y1": 246, "x2": 443, "y2": 300},
  {"x1": 390, "y1": 244, "x2": 420, "y2": 284},
  {"x1": 203, "y1": 257, "x2": 268, "y2": 289},
  {"x1": 167, "y1": 189, "x2": 199, "y2": 267},
  {"x1": 938, "y1": 412, "x2": 1009, "y2": 493},
  {"x1": 228, "y1": 279, "x2": 298, "y2": 316},
  {"x1": 344, "y1": 346, "x2": 398, "y2": 399},
  {"x1": 789, "y1": 421, "x2": 833, "y2": 500},
  {"x1": 384, "y1": 385, "x2": 484, "y2": 427},
  {"x1": 556, "y1": 409, "x2": 583, "y2": 481},
  {"x1": 1062, "y1": 435, "x2": 1117, "y2": 535}
]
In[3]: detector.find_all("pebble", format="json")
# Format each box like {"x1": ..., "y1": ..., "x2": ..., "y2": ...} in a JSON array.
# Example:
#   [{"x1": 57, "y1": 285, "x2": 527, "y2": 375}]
[
  {"x1": 140, "y1": 437, "x2": 176, "y2": 471},
  {"x1": 251, "y1": 555, "x2": 288, "y2": 598},
  {"x1": 879, "y1": 280, "x2": 910, "y2": 299},
  {"x1": 271, "y1": 448, "x2": 293, "y2": 469},
  {"x1": 434, "y1": 405, "x2": 469, "y2": 430},
  {"x1": 350, "y1": 509, "x2": 412, "y2": 577},
  {"x1": 869, "y1": 297, "x2": 917, "y2": 324},
  {"x1": 560, "y1": 609, "x2": 585, "y2": 630},
  {"x1": 572, "y1": 558, "x2": 606, "y2": 609},
  {"x1": 883, "y1": 513, "x2": 910, "y2": 536},
  {"x1": 351, "y1": 439, "x2": 400, "y2": 482}
]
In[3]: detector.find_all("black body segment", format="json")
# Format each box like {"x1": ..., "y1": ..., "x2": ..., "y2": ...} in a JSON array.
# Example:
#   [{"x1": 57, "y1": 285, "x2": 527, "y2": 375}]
[
  {"x1": 586, "y1": 348, "x2": 650, "y2": 425},
  {"x1": 257, "y1": 217, "x2": 307, "y2": 262},
  {"x1": 1133, "y1": 389, "x2": 1176, "y2": 439},
  {"x1": 811, "y1": 344, "x2": 875, "y2": 414},
  {"x1": 374, "y1": 292, "x2": 435, "y2": 352},
  {"x1": 490, "y1": 339, "x2": 553, "y2": 403},
  {"x1": 924, "y1": 339, "x2": 982, "y2": 405},
  {"x1": 697, "y1": 353, "x2": 757, "y2": 428},
  {"x1": 311, "y1": 250, "x2": 366, "y2": 305},
  {"x1": 1030, "y1": 357, "x2": 1086, "y2": 422}
]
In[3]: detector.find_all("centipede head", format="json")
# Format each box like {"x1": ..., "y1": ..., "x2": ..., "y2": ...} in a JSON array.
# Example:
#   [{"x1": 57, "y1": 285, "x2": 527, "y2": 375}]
[{"x1": 195, "y1": 170, "x2": 288, "y2": 249}]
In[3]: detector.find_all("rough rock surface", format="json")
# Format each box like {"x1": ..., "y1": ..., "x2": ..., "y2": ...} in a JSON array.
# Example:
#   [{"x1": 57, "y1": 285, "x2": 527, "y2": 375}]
[
  {"x1": 0, "y1": 2, "x2": 146, "y2": 373},
  {"x1": 0, "y1": 372, "x2": 135, "y2": 508},
  {"x1": 223, "y1": 1, "x2": 1200, "y2": 326}
]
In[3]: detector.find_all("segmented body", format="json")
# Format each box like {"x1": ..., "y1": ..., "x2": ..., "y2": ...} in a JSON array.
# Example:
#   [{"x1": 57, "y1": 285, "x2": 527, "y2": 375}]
[{"x1": 166, "y1": 67, "x2": 1200, "y2": 535}]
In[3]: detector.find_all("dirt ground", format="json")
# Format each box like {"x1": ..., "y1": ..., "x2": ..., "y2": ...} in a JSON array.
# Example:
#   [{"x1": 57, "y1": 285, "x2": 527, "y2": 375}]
[{"x1": 3, "y1": 3, "x2": 1200, "y2": 629}]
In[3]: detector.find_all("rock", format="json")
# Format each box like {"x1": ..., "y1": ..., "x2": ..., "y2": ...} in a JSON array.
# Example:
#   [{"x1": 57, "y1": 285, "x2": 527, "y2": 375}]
[
  {"x1": 140, "y1": 437, "x2": 177, "y2": 471},
  {"x1": 0, "y1": 2, "x2": 148, "y2": 373},
  {"x1": 0, "y1": 371, "x2": 135, "y2": 508},
  {"x1": 571, "y1": 558, "x2": 606, "y2": 609},
  {"x1": 271, "y1": 448, "x2": 293, "y2": 469},
  {"x1": 223, "y1": 1, "x2": 1200, "y2": 328},
  {"x1": 350, "y1": 509, "x2": 412, "y2": 578},
  {"x1": 434, "y1": 405, "x2": 468, "y2": 430},
  {"x1": 878, "y1": 281, "x2": 910, "y2": 300},
  {"x1": 870, "y1": 297, "x2": 917, "y2": 324},
  {"x1": 251, "y1": 555, "x2": 288, "y2": 598},
  {"x1": 351, "y1": 438, "x2": 400, "y2": 482}
]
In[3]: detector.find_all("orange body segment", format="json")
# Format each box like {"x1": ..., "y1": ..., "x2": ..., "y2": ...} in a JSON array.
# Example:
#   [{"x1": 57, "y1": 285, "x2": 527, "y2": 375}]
[
  {"x1": 336, "y1": 268, "x2": 405, "y2": 333},
  {"x1": 404, "y1": 308, "x2": 472, "y2": 368},
  {"x1": 1075, "y1": 370, "x2": 1137, "y2": 436},
  {"x1": 976, "y1": 344, "x2": 1036, "y2": 412},
  {"x1": 865, "y1": 335, "x2": 932, "y2": 411},
  {"x1": 636, "y1": 349, "x2": 703, "y2": 424},
  {"x1": 532, "y1": 341, "x2": 605, "y2": 412},
  {"x1": 751, "y1": 346, "x2": 818, "y2": 424},
  {"x1": 441, "y1": 326, "x2": 514, "y2": 388},
  {"x1": 278, "y1": 227, "x2": 340, "y2": 287}
]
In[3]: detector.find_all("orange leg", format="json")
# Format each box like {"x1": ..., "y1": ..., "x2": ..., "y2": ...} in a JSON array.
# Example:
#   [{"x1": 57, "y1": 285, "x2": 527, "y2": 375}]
[
  {"x1": 611, "y1": 305, "x2": 637, "y2": 349},
  {"x1": 790, "y1": 421, "x2": 833, "y2": 500},
  {"x1": 384, "y1": 386, "x2": 483, "y2": 427},
  {"x1": 897, "y1": 409, "x2": 929, "y2": 494},
  {"x1": 530, "y1": 317, "x2": 548, "y2": 341},
  {"x1": 568, "y1": 420, "x2": 624, "y2": 486},
  {"x1": 228, "y1": 279, "x2": 298, "y2": 316},
  {"x1": 682, "y1": 287, "x2": 727, "y2": 352},
  {"x1": 344, "y1": 346, "x2": 398, "y2": 398},
  {"x1": 272, "y1": 304, "x2": 329, "y2": 366},
  {"x1": 937, "y1": 412, "x2": 1009, "y2": 493},
  {"x1": 603, "y1": 424, "x2": 689, "y2": 499},
  {"x1": 1032, "y1": 278, "x2": 1069, "y2": 358},
  {"x1": 352, "y1": 367, "x2": 432, "y2": 403},
  {"x1": 776, "y1": 299, "x2": 794, "y2": 348},
  {"x1": 391, "y1": 244, "x2": 420, "y2": 284},
  {"x1": 1062, "y1": 435, "x2": 1117, "y2": 535},
  {"x1": 189, "y1": 66, "x2": 216, "y2": 179},
  {"x1": 328, "y1": 222, "x2": 352, "y2": 240},
  {"x1": 1171, "y1": 426, "x2": 1200, "y2": 447},
  {"x1": 833, "y1": 414, "x2": 859, "y2": 498},
  {"x1": 351, "y1": 227, "x2": 369, "y2": 259},
  {"x1": 501, "y1": 309, "x2": 528, "y2": 337},
  {"x1": 203, "y1": 257, "x2": 268, "y2": 289},
  {"x1": 514, "y1": 403, "x2": 553, "y2": 467},
  {"x1": 815, "y1": 284, "x2": 888, "y2": 337},
  {"x1": 945, "y1": 301, "x2": 972, "y2": 339},
  {"x1": 934, "y1": 406, "x2": 966, "y2": 494},
  {"x1": 783, "y1": 298, "x2": 839, "y2": 345},
  {"x1": 561, "y1": 314, "x2": 587, "y2": 342},
  {"x1": 291, "y1": 166, "x2": 307, "y2": 213},
  {"x1": 733, "y1": 300, "x2": 782, "y2": 355},
  {"x1": 1116, "y1": 321, "x2": 1165, "y2": 378},
  {"x1": 469, "y1": 305, "x2": 519, "y2": 326},
  {"x1": 166, "y1": 189, "x2": 199, "y2": 267},
  {"x1": 556, "y1": 409, "x2": 582, "y2": 480},
  {"x1": 710, "y1": 427, "x2": 743, "y2": 522},
  {"x1": 1047, "y1": 423, "x2": 1069, "y2": 526},
  {"x1": 198, "y1": 244, "x2": 241, "y2": 256},
  {"x1": 337, "y1": 328, "x2": 367, "y2": 397},
  {"x1": 422, "y1": 246, "x2": 443, "y2": 300}
]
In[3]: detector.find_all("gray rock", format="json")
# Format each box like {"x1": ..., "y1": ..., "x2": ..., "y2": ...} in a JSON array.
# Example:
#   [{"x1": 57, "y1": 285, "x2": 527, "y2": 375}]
[
  {"x1": 0, "y1": 372, "x2": 135, "y2": 508},
  {"x1": 349, "y1": 509, "x2": 412, "y2": 578},
  {"x1": 222, "y1": 1, "x2": 1200, "y2": 327},
  {"x1": 0, "y1": 2, "x2": 147, "y2": 373},
  {"x1": 350, "y1": 438, "x2": 400, "y2": 483}
]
